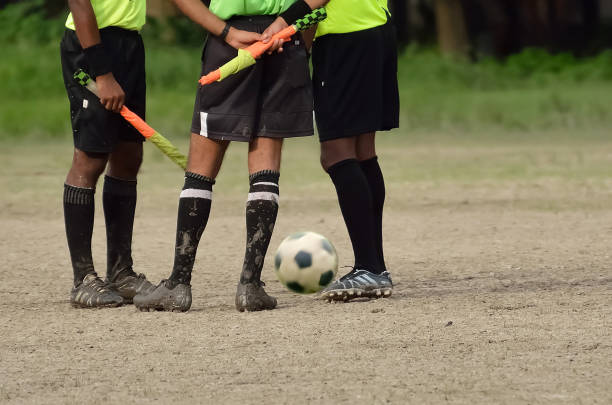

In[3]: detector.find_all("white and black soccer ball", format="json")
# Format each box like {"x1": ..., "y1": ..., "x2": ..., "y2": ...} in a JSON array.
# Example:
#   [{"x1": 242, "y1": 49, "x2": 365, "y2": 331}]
[{"x1": 274, "y1": 231, "x2": 338, "y2": 294}]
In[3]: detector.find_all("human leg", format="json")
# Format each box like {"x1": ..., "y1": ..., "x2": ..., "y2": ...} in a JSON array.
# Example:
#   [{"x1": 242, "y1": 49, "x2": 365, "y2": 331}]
[
  {"x1": 134, "y1": 134, "x2": 228, "y2": 312},
  {"x1": 312, "y1": 21, "x2": 398, "y2": 302},
  {"x1": 64, "y1": 149, "x2": 125, "y2": 308},
  {"x1": 320, "y1": 137, "x2": 381, "y2": 274},
  {"x1": 104, "y1": 141, "x2": 142, "y2": 282},
  {"x1": 236, "y1": 137, "x2": 282, "y2": 311},
  {"x1": 168, "y1": 133, "x2": 228, "y2": 284},
  {"x1": 101, "y1": 141, "x2": 157, "y2": 301},
  {"x1": 357, "y1": 132, "x2": 386, "y2": 271},
  {"x1": 65, "y1": 148, "x2": 108, "y2": 285}
]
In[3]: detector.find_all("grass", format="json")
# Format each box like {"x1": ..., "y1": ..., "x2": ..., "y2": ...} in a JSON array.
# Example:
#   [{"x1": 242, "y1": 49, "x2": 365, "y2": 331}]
[
  {"x1": 396, "y1": 48, "x2": 612, "y2": 134},
  {"x1": 1, "y1": 37, "x2": 612, "y2": 141}
]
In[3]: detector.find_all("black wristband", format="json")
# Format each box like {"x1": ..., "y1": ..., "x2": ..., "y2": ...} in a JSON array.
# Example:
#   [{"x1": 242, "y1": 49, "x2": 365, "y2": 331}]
[
  {"x1": 219, "y1": 23, "x2": 231, "y2": 40},
  {"x1": 83, "y1": 43, "x2": 112, "y2": 78},
  {"x1": 279, "y1": 0, "x2": 312, "y2": 25}
]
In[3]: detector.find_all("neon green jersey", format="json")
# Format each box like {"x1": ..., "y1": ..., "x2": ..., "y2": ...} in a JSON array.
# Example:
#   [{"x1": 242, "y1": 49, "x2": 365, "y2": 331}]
[
  {"x1": 65, "y1": 0, "x2": 146, "y2": 31},
  {"x1": 316, "y1": 0, "x2": 389, "y2": 37},
  {"x1": 209, "y1": 0, "x2": 296, "y2": 20}
]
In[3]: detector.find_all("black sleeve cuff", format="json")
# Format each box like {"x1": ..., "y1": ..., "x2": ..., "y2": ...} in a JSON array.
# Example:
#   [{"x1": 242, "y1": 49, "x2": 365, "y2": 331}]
[
  {"x1": 83, "y1": 43, "x2": 112, "y2": 78},
  {"x1": 279, "y1": 0, "x2": 312, "y2": 26}
]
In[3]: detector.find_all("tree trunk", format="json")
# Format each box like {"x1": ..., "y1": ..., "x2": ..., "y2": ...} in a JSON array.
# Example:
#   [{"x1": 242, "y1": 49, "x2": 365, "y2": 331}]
[{"x1": 434, "y1": 0, "x2": 471, "y2": 58}]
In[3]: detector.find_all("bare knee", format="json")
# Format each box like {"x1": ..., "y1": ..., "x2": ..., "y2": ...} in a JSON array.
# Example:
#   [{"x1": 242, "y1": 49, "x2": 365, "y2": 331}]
[
  {"x1": 320, "y1": 150, "x2": 341, "y2": 171},
  {"x1": 320, "y1": 137, "x2": 357, "y2": 171},
  {"x1": 66, "y1": 149, "x2": 108, "y2": 187},
  {"x1": 248, "y1": 137, "x2": 283, "y2": 174},
  {"x1": 186, "y1": 133, "x2": 229, "y2": 178},
  {"x1": 356, "y1": 132, "x2": 377, "y2": 161},
  {"x1": 107, "y1": 142, "x2": 143, "y2": 180}
]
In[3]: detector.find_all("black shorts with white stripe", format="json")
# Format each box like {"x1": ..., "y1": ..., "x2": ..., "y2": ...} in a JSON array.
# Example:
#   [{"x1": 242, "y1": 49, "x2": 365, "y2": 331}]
[{"x1": 191, "y1": 15, "x2": 313, "y2": 142}]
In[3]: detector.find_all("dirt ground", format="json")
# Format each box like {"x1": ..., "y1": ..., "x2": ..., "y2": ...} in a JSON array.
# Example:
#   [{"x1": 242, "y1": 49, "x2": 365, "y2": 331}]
[{"x1": 0, "y1": 136, "x2": 611, "y2": 404}]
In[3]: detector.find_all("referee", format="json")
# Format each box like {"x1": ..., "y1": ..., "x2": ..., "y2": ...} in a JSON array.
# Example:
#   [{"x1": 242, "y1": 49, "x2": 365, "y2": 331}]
[
  {"x1": 61, "y1": 0, "x2": 155, "y2": 308},
  {"x1": 263, "y1": 0, "x2": 399, "y2": 301},
  {"x1": 61, "y1": 0, "x2": 271, "y2": 309}
]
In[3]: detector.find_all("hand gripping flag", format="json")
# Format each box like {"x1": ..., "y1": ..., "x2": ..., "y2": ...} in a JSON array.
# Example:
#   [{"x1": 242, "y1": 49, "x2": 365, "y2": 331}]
[
  {"x1": 73, "y1": 69, "x2": 188, "y2": 170},
  {"x1": 199, "y1": 8, "x2": 327, "y2": 86}
]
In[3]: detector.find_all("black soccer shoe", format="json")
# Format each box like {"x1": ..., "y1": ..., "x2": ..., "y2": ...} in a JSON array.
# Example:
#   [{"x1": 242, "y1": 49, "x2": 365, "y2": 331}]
[
  {"x1": 108, "y1": 273, "x2": 156, "y2": 304},
  {"x1": 235, "y1": 281, "x2": 277, "y2": 312},
  {"x1": 320, "y1": 268, "x2": 393, "y2": 302},
  {"x1": 70, "y1": 273, "x2": 124, "y2": 308},
  {"x1": 133, "y1": 279, "x2": 192, "y2": 312}
]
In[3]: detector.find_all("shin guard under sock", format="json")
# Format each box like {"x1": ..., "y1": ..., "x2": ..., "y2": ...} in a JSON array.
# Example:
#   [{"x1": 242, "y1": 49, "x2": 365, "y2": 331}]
[
  {"x1": 168, "y1": 172, "x2": 214, "y2": 285},
  {"x1": 64, "y1": 184, "x2": 96, "y2": 285},
  {"x1": 327, "y1": 159, "x2": 382, "y2": 274},
  {"x1": 240, "y1": 170, "x2": 280, "y2": 284},
  {"x1": 359, "y1": 156, "x2": 387, "y2": 271},
  {"x1": 103, "y1": 175, "x2": 137, "y2": 282}
]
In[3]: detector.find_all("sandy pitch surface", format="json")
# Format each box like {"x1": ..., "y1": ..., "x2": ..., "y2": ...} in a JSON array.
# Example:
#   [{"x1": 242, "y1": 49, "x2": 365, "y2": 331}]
[{"x1": 1, "y1": 139, "x2": 611, "y2": 404}]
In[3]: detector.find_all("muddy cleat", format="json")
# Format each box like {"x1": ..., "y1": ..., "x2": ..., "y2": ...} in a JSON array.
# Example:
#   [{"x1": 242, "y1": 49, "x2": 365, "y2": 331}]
[
  {"x1": 133, "y1": 279, "x2": 191, "y2": 312},
  {"x1": 319, "y1": 268, "x2": 393, "y2": 302},
  {"x1": 235, "y1": 281, "x2": 277, "y2": 312},
  {"x1": 109, "y1": 273, "x2": 156, "y2": 304},
  {"x1": 70, "y1": 274, "x2": 123, "y2": 308}
]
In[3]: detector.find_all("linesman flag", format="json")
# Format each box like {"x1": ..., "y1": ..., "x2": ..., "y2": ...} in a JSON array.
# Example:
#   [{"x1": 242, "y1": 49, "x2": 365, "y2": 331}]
[
  {"x1": 74, "y1": 69, "x2": 188, "y2": 170},
  {"x1": 199, "y1": 8, "x2": 327, "y2": 86}
]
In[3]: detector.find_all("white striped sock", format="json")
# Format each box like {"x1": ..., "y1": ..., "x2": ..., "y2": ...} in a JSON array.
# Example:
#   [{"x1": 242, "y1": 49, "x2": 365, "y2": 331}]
[
  {"x1": 180, "y1": 189, "x2": 212, "y2": 199},
  {"x1": 247, "y1": 191, "x2": 279, "y2": 204}
]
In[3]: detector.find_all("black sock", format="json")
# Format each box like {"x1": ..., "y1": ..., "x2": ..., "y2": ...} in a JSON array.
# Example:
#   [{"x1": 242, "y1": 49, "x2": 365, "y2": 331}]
[
  {"x1": 327, "y1": 159, "x2": 382, "y2": 274},
  {"x1": 359, "y1": 156, "x2": 386, "y2": 271},
  {"x1": 103, "y1": 175, "x2": 137, "y2": 282},
  {"x1": 240, "y1": 170, "x2": 280, "y2": 284},
  {"x1": 64, "y1": 184, "x2": 96, "y2": 285},
  {"x1": 168, "y1": 172, "x2": 214, "y2": 285}
]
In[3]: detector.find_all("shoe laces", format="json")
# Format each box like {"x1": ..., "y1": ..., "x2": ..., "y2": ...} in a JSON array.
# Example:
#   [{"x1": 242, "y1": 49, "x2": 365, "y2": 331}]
[{"x1": 339, "y1": 266, "x2": 359, "y2": 281}]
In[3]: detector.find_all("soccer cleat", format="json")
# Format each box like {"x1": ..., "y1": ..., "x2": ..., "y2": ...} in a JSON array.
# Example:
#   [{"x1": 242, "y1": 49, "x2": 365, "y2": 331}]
[
  {"x1": 235, "y1": 281, "x2": 277, "y2": 312},
  {"x1": 319, "y1": 268, "x2": 393, "y2": 302},
  {"x1": 108, "y1": 273, "x2": 156, "y2": 304},
  {"x1": 133, "y1": 279, "x2": 192, "y2": 312},
  {"x1": 70, "y1": 273, "x2": 124, "y2": 308}
]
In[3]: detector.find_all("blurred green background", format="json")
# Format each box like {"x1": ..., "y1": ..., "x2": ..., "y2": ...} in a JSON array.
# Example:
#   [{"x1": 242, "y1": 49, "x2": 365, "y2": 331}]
[{"x1": 0, "y1": 0, "x2": 611, "y2": 141}]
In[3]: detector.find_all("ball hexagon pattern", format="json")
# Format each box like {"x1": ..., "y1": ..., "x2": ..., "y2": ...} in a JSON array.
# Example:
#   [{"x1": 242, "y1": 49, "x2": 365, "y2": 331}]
[{"x1": 274, "y1": 231, "x2": 338, "y2": 294}]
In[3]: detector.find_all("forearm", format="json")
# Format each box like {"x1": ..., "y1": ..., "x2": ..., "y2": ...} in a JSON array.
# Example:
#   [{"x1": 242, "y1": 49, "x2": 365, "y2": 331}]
[
  {"x1": 171, "y1": 0, "x2": 226, "y2": 36},
  {"x1": 68, "y1": 0, "x2": 101, "y2": 48}
]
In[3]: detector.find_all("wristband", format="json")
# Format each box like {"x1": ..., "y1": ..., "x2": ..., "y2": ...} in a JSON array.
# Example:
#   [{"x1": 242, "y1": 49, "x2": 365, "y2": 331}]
[
  {"x1": 279, "y1": 0, "x2": 312, "y2": 25},
  {"x1": 83, "y1": 43, "x2": 112, "y2": 78},
  {"x1": 219, "y1": 23, "x2": 231, "y2": 40}
]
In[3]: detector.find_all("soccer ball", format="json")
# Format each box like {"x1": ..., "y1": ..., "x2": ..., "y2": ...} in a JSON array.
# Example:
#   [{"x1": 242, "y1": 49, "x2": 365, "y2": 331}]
[{"x1": 274, "y1": 231, "x2": 338, "y2": 294}]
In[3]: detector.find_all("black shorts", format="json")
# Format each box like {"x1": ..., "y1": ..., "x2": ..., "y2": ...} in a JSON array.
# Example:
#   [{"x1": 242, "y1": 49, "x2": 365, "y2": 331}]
[
  {"x1": 60, "y1": 27, "x2": 146, "y2": 154},
  {"x1": 312, "y1": 19, "x2": 400, "y2": 142},
  {"x1": 190, "y1": 15, "x2": 313, "y2": 142}
]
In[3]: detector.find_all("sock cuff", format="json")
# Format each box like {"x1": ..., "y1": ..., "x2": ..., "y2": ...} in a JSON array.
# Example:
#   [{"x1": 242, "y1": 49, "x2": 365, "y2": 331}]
[
  {"x1": 184, "y1": 171, "x2": 214, "y2": 191},
  {"x1": 185, "y1": 171, "x2": 215, "y2": 185},
  {"x1": 249, "y1": 170, "x2": 280, "y2": 185},
  {"x1": 326, "y1": 158, "x2": 359, "y2": 174},
  {"x1": 103, "y1": 175, "x2": 137, "y2": 196},
  {"x1": 64, "y1": 184, "x2": 95, "y2": 205},
  {"x1": 359, "y1": 156, "x2": 378, "y2": 167}
]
